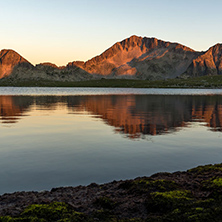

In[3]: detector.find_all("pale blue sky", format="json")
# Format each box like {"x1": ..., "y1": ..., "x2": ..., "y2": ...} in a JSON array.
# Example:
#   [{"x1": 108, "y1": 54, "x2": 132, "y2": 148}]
[{"x1": 1, "y1": 0, "x2": 222, "y2": 66}]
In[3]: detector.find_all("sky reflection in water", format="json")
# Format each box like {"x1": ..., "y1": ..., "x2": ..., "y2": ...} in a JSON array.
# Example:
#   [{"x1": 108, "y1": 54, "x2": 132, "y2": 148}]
[{"x1": 0, "y1": 92, "x2": 222, "y2": 194}]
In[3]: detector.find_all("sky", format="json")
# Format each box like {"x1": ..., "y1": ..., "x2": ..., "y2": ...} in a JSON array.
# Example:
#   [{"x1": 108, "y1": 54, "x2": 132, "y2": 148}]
[{"x1": 1, "y1": 0, "x2": 222, "y2": 66}]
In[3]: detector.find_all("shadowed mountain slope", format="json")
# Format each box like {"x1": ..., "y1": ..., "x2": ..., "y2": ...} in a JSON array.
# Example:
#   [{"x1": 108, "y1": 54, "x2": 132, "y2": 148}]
[{"x1": 2, "y1": 53, "x2": 93, "y2": 82}]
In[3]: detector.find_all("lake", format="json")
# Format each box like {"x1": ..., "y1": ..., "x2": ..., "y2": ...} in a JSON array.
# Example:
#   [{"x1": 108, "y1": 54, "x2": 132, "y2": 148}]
[{"x1": 1, "y1": 87, "x2": 222, "y2": 194}]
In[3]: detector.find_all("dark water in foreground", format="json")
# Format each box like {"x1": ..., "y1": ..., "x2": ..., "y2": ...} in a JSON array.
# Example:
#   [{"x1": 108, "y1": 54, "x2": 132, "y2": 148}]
[{"x1": 1, "y1": 88, "x2": 222, "y2": 194}]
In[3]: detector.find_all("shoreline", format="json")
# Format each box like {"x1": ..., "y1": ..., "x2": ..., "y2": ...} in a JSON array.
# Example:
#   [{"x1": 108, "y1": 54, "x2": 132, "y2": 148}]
[
  {"x1": 1, "y1": 75, "x2": 222, "y2": 88},
  {"x1": 1, "y1": 163, "x2": 222, "y2": 221}
]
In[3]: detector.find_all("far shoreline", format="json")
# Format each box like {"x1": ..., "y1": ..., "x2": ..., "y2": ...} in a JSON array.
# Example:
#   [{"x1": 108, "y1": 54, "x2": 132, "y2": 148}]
[{"x1": 0, "y1": 75, "x2": 222, "y2": 88}]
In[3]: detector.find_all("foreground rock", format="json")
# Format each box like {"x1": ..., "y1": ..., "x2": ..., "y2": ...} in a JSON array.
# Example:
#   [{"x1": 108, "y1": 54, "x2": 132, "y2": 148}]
[{"x1": 1, "y1": 163, "x2": 222, "y2": 221}]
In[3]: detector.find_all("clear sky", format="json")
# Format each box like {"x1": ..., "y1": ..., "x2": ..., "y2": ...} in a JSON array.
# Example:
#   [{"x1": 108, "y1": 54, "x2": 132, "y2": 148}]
[{"x1": 1, "y1": 0, "x2": 222, "y2": 66}]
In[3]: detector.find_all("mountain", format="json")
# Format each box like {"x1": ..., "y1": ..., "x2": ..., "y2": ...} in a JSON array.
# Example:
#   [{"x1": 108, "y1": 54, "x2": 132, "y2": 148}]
[
  {"x1": 1, "y1": 52, "x2": 93, "y2": 82},
  {"x1": 184, "y1": 44, "x2": 222, "y2": 77},
  {"x1": 68, "y1": 35, "x2": 201, "y2": 80},
  {"x1": 0, "y1": 49, "x2": 33, "y2": 78},
  {"x1": 1, "y1": 36, "x2": 222, "y2": 81}
]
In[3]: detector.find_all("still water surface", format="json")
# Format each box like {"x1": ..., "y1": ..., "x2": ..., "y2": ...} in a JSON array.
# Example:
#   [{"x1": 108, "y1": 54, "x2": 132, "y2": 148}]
[{"x1": 1, "y1": 87, "x2": 222, "y2": 194}]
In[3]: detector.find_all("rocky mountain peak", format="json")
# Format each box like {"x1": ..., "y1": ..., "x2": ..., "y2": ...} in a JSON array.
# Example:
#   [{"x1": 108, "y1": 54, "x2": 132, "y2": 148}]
[
  {"x1": 69, "y1": 35, "x2": 198, "y2": 78},
  {"x1": 0, "y1": 49, "x2": 29, "y2": 64},
  {"x1": 210, "y1": 44, "x2": 222, "y2": 58},
  {"x1": 184, "y1": 43, "x2": 222, "y2": 77},
  {"x1": 0, "y1": 49, "x2": 33, "y2": 78}
]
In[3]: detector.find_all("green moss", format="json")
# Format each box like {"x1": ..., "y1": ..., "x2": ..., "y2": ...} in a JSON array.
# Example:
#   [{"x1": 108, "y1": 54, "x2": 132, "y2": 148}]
[
  {"x1": 203, "y1": 177, "x2": 222, "y2": 188},
  {"x1": 146, "y1": 190, "x2": 193, "y2": 213},
  {"x1": 0, "y1": 216, "x2": 46, "y2": 222},
  {"x1": 145, "y1": 216, "x2": 164, "y2": 222},
  {"x1": 151, "y1": 190, "x2": 193, "y2": 200},
  {"x1": 0, "y1": 216, "x2": 14, "y2": 222},
  {"x1": 202, "y1": 177, "x2": 222, "y2": 197},
  {"x1": 133, "y1": 179, "x2": 179, "y2": 192},
  {"x1": 0, "y1": 202, "x2": 146, "y2": 222},
  {"x1": 94, "y1": 196, "x2": 117, "y2": 210},
  {"x1": 170, "y1": 207, "x2": 210, "y2": 222},
  {"x1": 188, "y1": 163, "x2": 222, "y2": 175},
  {"x1": 167, "y1": 205, "x2": 222, "y2": 222},
  {"x1": 192, "y1": 199, "x2": 215, "y2": 208},
  {"x1": 90, "y1": 209, "x2": 144, "y2": 222},
  {"x1": 150, "y1": 196, "x2": 222, "y2": 221},
  {"x1": 91, "y1": 209, "x2": 114, "y2": 221},
  {"x1": 162, "y1": 199, "x2": 221, "y2": 222},
  {"x1": 211, "y1": 178, "x2": 222, "y2": 187},
  {"x1": 194, "y1": 207, "x2": 204, "y2": 212},
  {"x1": 21, "y1": 202, "x2": 86, "y2": 222},
  {"x1": 3, "y1": 162, "x2": 222, "y2": 221},
  {"x1": 120, "y1": 179, "x2": 180, "y2": 194}
]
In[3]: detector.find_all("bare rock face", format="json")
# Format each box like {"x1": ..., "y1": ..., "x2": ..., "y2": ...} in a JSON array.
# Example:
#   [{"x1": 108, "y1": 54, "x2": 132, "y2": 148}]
[
  {"x1": 69, "y1": 35, "x2": 200, "y2": 79},
  {"x1": 0, "y1": 49, "x2": 33, "y2": 78},
  {"x1": 184, "y1": 44, "x2": 222, "y2": 77},
  {"x1": 1, "y1": 36, "x2": 222, "y2": 81}
]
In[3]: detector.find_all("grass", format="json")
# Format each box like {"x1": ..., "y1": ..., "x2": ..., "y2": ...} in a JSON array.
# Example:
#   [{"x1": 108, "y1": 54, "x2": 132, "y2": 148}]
[{"x1": 1, "y1": 75, "x2": 222, "y2": 88}]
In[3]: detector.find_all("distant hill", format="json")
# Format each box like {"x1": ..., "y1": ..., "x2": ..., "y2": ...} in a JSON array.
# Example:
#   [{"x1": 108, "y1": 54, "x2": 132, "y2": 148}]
[{"x1": 1, "y1": 36, "x2": 222, "y2": 81}]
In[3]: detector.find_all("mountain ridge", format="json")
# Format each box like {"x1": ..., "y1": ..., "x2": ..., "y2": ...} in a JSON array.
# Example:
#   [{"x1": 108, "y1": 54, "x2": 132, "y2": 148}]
[
  {"x1": 65, "y1": 35, "x2": 202, "y2": 80},
  {"x1": 1, "y1": 36, "x2": 222, "y2": 81}
]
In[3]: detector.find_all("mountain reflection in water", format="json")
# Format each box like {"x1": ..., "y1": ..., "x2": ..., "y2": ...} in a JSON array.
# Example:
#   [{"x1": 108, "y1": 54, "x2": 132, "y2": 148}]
[{"x1": 0, "y1": 95, "x2": 222, "y2": 139}]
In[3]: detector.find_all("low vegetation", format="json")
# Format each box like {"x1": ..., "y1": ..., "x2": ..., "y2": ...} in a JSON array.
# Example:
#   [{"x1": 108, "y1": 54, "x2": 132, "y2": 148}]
[
  {"x1": 1, "y1": 163, "x2": 222, "y2": 221},
  {"x1": 1, "y1": 75, "x2": 222, "y2": 88}
]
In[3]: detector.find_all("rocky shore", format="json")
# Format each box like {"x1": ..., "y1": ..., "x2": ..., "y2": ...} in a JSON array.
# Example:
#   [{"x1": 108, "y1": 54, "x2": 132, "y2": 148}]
[{"x1": 1, "y1": 163, "x2": 222, "y2": 221}]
